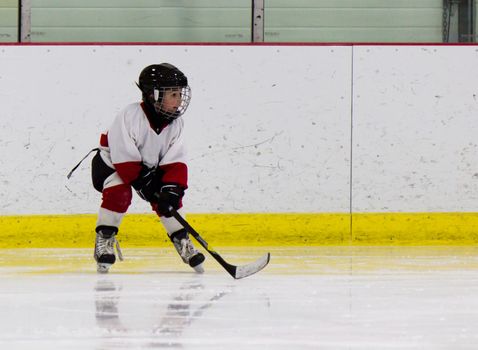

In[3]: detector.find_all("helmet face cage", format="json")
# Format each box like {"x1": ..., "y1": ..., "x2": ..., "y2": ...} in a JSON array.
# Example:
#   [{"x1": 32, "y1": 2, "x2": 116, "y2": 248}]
[
  {"x1": 138, "y1": 64, "x2": 191, "y2": 121},
  {"x1": 147, "y1": 85, "x2": 191, "y2": 121}
]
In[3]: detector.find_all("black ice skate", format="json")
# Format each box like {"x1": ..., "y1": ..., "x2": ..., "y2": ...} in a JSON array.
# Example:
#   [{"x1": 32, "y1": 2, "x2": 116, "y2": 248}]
[
  {"x1": 170, "y1": 229, "x2": 205, "y2": 273},
  {"x1": 94, "y1": 226, "x2": 123, "y2": 273}
]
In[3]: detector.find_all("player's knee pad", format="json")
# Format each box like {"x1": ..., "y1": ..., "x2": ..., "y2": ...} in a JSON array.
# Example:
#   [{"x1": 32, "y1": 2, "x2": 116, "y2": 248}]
[{"x1": 101, "y1": 184, "x2": 132, "y2": 213}]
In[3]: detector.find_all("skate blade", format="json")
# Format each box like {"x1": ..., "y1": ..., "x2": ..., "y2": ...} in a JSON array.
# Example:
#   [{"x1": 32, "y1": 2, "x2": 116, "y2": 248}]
[
  {"x1": 97, "y1": 263, "x2": 112, "y2": 273},
  {"x1": 193, "y1": 263, "x2": 204, "y2": 274}
]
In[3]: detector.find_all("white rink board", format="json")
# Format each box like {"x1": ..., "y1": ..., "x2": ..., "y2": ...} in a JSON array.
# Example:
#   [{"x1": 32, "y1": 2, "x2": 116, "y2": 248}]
[
  {"x1": 0, "y1": 45, "x2": 352, "y2": 215},
  {"x1": 2, "y1": 45, "x2": 478, "y2": 216},
  {"x1": 352, "y1": 46, "x2": 478, "y2": 212}
]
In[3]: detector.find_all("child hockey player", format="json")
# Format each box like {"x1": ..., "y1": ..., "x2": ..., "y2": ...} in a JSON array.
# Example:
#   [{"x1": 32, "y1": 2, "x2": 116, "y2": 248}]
[{"x1": 90, "y1": 63, "x2": 205, "y2": 273}]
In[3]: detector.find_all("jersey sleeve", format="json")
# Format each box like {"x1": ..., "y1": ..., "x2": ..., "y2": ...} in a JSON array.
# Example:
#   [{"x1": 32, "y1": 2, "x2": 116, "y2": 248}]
[
  {"x1": 107, "y1": 109, "x2": 142, "y2": 184},
  {"x1": 158, "y1": 119, "x2": 188, "y2": 189}
]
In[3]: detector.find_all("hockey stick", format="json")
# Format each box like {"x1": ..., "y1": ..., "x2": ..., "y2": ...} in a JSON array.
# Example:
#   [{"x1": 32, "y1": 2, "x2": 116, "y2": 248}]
[{"x1": 170, "y1": 208, "x2": 270, "y2": 279}]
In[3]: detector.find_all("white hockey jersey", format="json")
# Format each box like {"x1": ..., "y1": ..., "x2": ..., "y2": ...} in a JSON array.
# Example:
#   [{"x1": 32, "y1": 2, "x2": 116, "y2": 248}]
[{"x1": 98, "y1": 102, "x2": 188, "y2": 188}]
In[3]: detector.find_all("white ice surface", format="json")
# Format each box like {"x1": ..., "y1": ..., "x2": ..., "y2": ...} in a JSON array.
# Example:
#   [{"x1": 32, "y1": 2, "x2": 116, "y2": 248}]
[{"x1": 1, "y1": 247, "x2": 478, "y2": 349}]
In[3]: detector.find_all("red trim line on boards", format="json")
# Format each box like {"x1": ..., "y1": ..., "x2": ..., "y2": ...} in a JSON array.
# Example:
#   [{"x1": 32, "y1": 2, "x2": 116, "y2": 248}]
[{"x1": 1, "y1": 42, "x2": 477, "y2": 47}]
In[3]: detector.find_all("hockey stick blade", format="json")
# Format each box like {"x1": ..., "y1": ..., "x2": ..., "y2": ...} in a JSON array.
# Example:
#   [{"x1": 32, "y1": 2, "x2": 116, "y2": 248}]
[
  {"x1": 170, "y1": 209, "x2": 271, "y2": 279},
  {"x1": 234, "y1": 252, "x2": 270, "y2": 279}
]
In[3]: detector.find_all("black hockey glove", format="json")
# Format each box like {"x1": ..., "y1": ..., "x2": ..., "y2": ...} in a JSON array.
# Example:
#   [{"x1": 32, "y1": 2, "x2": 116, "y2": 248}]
[
  {"x1": 131, "y1": 166, "x2": 160, "y2": 202},
  {"x1": 155, "y1": 184, "x2": 185, "y2": 217}
]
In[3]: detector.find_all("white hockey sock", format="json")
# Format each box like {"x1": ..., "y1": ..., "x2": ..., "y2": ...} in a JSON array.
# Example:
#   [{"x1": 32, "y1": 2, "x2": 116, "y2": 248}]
[
  {"x1": 97, "y1": 207, "x2": 125, "y2": 228},
  {"x1": 161, "y1": 208, "x2": 186, "y2": 236}
]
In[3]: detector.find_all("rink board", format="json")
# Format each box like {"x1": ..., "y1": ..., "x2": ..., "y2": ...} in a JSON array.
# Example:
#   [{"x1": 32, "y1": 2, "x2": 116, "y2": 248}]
[{"x1": 1, "y1": 212, "x2": 478, "y2": 248}]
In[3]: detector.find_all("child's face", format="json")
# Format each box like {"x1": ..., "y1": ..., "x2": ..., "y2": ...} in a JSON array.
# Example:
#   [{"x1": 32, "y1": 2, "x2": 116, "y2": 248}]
[{"x1": 156, "y1": 88, "x2": 182, "y2": 114}]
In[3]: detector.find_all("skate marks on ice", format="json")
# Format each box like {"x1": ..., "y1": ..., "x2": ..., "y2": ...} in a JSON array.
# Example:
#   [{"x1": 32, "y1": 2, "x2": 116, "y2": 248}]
[
  {"x1": 0, "y1": 247, "x2": 271, "y2": 275},
  {"x1": 1, "y1": 247, "x2": 478, "y2": 349}
]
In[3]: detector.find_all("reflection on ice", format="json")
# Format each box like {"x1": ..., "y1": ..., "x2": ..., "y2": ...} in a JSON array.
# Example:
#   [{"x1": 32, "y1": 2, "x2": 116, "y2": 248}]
[
  {"x1": 1, "y1": 246, "x2": 478, "y2": 349},
  {"x1": 93, "y1": 275, "x2": 233, "y2": 349}
]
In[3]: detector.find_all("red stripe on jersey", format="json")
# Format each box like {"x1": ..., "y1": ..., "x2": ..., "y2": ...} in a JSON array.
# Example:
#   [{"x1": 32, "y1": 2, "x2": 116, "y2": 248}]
[
  {"x1": 160, "y1": 162, "x2": 188, "y2": 188},
  {"x1": 114, "y1": 161, "x2": 142, "y2": 185},
  {"x1": 101, "y1": 184, "x2": 132, "y2": 213},
  {"x1": 100, "y1": 133, "x2": 108, "y2": 147}
]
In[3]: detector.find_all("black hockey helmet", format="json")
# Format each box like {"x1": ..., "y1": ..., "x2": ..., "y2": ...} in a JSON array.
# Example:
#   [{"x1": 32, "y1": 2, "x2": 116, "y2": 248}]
[{"x1": 137, "y1": 63, "x2": 191, "y2": 121}]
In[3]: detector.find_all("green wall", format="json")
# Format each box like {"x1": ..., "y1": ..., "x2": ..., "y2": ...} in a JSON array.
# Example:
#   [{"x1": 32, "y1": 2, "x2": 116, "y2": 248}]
[
  {"x1": 0, "y1": 0, "x2": 450, "y2": 43},
  {"x1": 0, "y1": 0, "x2": 17, "y2": 42},
  {"x1": 31, "y1": 0, "x2": 251, "y2": 42},
  {"x1": 266, "y1": 0, "x2": 443, "y2": 42}
]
